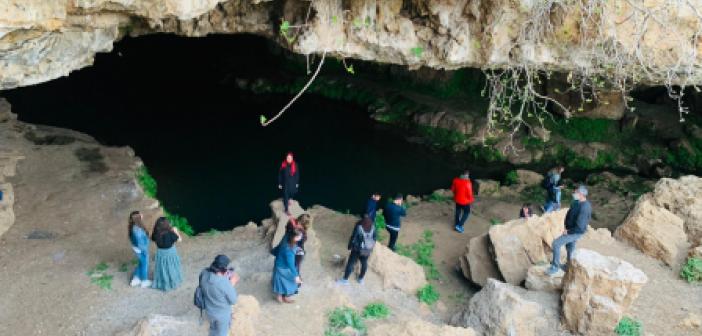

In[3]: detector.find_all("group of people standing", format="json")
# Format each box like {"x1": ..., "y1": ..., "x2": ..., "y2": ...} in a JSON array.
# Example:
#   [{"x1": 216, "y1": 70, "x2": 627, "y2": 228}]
[
  {"x1": 128, "y1": 211, "x2": 183, "y2": 291},
  {"x1": 127, "y1": 151, "x2": 592, "y2": 336}
]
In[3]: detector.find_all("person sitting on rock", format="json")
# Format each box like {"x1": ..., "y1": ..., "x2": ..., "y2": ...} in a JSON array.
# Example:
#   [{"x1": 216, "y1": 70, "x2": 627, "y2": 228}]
[
  {"x1": 128, "y1": 211, "x2": 151, "y2": 288},
  {"x1": 338, "y1": 216, "x2": 377, "y2": 285},
  {"x1": 546, "y1": 185, "x2": 592, "y2": 276},
  {"x1": 365, "y1": 192, "x2": 381, "y2": 222},
  {"x1": 278, "y1": 152, "x2": 300, "y2": 215},
  {"x1": 383, "y1": 194, "x2": 406, "y2": 251},
  {"x1": 272, "y1": 229, "x2": 303, "y2": 303},
  {"x1": 199, "y1": 255, "x2": 239, "y2": 336},
  {"x1": 542, "y1": 166, "x2": 565, "y2": 213},
  {"x1": 519, "y1": 203, "x2": 534, "y2": 218},
  {"x1": 451, "y1": 170, "x2": 474, "y2": 233}
]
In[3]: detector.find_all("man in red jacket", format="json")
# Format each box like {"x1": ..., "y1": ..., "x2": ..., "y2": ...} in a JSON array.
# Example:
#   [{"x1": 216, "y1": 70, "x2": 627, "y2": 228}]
[{"x1": 451, "y1": 170, "x2": 474, "y2": 233}]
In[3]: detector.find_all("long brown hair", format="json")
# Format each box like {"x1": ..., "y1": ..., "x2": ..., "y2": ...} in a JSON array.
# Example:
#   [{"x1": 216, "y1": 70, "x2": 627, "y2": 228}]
[
  {"x1": 128, "y1": 211, "x2": 148, "y2": 239},
  {"x1": 288, "y1": 229, "x2": 302, "y2": 248},
  {"x1": 296, "y1": 214, "x2": 311, "y2": 231},
  {"x1": 151, "y1": 217, "x2": 172, "y2": 241}
]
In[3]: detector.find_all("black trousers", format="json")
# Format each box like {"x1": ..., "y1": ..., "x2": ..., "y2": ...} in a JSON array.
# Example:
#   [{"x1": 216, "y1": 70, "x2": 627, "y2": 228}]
[
  {"x1": 283, "y1": 189, "x2": 297, "y2": 212},
  {"x1": 343, "y1": 250, "x2": 369, "y2": 280},
  {"x1": 386, "y1": 228, "x2": 399, "y2": 251}
]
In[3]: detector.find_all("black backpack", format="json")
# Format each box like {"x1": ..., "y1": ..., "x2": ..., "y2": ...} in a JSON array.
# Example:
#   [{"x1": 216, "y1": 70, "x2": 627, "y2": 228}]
[
  {"x1": 194, "y1": 270, "x2": 207, "y2": 318},
  {"x1": 542, "y1": 173, "x2": 554, "y2": 190}
]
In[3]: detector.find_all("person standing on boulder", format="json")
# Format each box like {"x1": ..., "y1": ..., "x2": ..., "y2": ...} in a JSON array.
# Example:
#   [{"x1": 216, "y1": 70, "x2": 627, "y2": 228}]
[
  {"x1": 272, "y1": 229, "x2": 303, "y2": 303},
  {"x1": 383, "y1": 194, "x2": 406, "y2": 251},
  {"x1": 451, "y1": 170, "x2": 474, "y2": 233},
  {"x1": 278, "y1": 152, "x2": 300, "y2": 215},
  {"x1": 128, "y1": 211, "x2": 151, "y2": 288},
  {"x1": 338, "y1": 216, "x2": 377, "y2": 285},
  {"x1": 151, "y1": 217, "x2": 183, "y2": 291},
  {"x1": 542, "y1": 166, "x2": 565, "y2": 213},
  {"x1": 199, "y1": 255, "x2": 239, "y2": 336},
  {"x1": 546, "y1": 185, "x2": 592, "y2": 276},
  {"x1": 365, "y1": 192, "x2": 381, "y2": 222}
]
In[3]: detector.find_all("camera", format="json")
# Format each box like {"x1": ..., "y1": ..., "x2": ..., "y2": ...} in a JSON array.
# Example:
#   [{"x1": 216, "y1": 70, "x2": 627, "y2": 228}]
[{"x1": 225, "y1": 267, "x2": 235, "y2": 279}]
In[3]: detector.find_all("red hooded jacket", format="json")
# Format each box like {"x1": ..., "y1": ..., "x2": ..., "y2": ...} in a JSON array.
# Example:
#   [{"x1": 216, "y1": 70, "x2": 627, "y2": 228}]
[{"x1": 451, "y1": 177, "x2": 474, "y2": 206}]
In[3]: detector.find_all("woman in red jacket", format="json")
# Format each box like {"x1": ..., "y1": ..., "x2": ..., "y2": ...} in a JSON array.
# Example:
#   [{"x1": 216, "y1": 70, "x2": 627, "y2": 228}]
[{"x1": 451, "y1": 170, "x2": 474, "y2": 233}]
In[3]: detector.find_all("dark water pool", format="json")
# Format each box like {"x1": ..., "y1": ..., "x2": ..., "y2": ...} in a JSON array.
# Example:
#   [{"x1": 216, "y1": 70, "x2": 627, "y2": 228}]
[{"x1": 3, "y1": 34, "x2": 506, "y2": 232}]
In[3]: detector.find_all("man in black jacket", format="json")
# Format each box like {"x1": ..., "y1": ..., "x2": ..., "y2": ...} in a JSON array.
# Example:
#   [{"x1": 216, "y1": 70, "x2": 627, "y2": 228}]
[
  {"x1": 547, "y1": 185, "x2": 592, "y2": 276},
  {"x1": 383, "y1": 194, "x2": 406, "y2": 251}
]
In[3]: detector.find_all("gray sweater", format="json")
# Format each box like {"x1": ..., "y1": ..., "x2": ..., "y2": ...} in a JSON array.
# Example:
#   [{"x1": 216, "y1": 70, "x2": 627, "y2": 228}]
[{"x1": 199, "y1": 269, "x2": 238, "y2": 319}]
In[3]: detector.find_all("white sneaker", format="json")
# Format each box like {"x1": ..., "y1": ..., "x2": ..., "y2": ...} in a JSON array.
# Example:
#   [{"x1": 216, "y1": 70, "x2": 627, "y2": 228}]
[
  {"x1": 140, "y1": 280, "x2": 152, "y2": 288},
  {"x1": 130, "y1": 278, "x2": 141, "y2": 287}
]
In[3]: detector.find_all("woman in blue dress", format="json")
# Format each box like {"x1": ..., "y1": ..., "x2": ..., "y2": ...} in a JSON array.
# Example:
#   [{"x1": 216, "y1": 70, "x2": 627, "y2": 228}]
[
  {"x1": 272, "y1": 229, "x2": 302, "y2": 303},
  {"x1": 151, "y1": 217, "x2": 183, "y2": 291}
]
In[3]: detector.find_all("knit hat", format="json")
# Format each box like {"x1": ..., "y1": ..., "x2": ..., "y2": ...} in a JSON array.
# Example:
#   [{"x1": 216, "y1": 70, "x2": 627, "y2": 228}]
[{"x1": 210, "y1": 254, "x2": 231, "y2": 272}]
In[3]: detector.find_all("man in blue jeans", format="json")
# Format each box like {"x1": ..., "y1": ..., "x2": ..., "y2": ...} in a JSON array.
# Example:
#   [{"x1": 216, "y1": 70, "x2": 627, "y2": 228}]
[{"x1": 547, "y1": 185, "x2": 592, "y2": 276}]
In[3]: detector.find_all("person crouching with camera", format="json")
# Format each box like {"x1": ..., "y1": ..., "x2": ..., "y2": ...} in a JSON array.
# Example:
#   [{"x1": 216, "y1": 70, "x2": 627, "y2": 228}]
[{"x1": 199, "y1": 255, "x2": 240, "y2": 336}]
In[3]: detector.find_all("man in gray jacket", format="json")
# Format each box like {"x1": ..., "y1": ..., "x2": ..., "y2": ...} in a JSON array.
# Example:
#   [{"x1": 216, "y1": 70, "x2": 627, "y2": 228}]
[
  {"x1": 200, "y1": 255, "x2": 240, "y2": 336},
  {"x1": 547, "y1": 185, "x2": 592, "y2": 276}
]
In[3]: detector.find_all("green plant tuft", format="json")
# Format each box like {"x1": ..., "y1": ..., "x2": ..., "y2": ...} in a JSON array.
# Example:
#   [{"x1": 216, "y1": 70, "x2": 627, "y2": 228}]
[
  {"x1": 614, "y1": 316, "x2": 643, "y2": 336},
  {"x1": 136, "y1": 166, "x2": 157, "y2": 198},
  {"x1": 396, "y1": 230, "x2": 441, "y2": 280},
  {"x1": 87, "y1": 262, "x2": 113, "y2": 290},
  {"x1": 362, "y1": 302, "x2": 390, "y2": 319},
  {"x1": 327, "y1": 307, "x2": 366, "y2": 333},
  {"x1": 163, "y1": 209, "x2": 194, "y2": 236},
  {"x1": 417, "y1": 284, "x2": 440, "y2": 305},
  {"x1": 503, "y1": 170, "x2": 519, "y2": 186},
  {"x1": 680, "y1": 257, "x2": 702, "y2": 283},
  {"x1": 427, "y1": 191, "x2": 452, "y2": 203}
]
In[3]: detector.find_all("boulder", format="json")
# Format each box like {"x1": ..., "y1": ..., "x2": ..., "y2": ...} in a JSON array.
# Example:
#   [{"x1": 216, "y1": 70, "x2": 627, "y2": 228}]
[
  {"x1": 450, "y1": 279, "x2": 562, "y2": 336},
  {"x1": 369, "y1": 319, "x2": 476, "y2": 336},
  {"x1": 270, "y1": 199, "x2": 305, "y2": 249},
  {"x1": 230, "y1": 295, "x2": 260, "y2": 336},
  {"x1": 614, "y1": 196, "x2": 689, "y2": 266},
  {"x1": 690, "y1": 245, "x2": 702, "y2": 259},
  {"x1": 680, "y1": 313, "x2": 702, "y2": 330},
  {"x1": 369, "y1": 243, "x2": 427, "y2": 294},
  {"x1": 525, "y1": 264, "x2": 563, "y2": 292},
  {"x1": 515, "y1": 169, "x2": 543, "y2": 187},
  {"x1": 561, "y1": 249, "x2": 648, "y2": 335},
  {"x1": 459, "y1": 233, "x2": 502, "y2": 287},
  {"x1": 476, "y1": 179, "x2": 500, "y2": 196},
  {"x1": 0, "y1": 183, "x2": 15, "y2": 237},
  {"x1": 648, "y1": 176, "x2": 702, "y2": 243},
  {"x1": 488, "y1": 209, "x2": 567, "y2": 285}
]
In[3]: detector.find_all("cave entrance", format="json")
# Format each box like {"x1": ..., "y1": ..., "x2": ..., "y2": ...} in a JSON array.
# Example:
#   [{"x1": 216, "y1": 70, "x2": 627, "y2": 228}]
[{"x1": 2, "y1": 33, "x2": 499, "y2": 233}]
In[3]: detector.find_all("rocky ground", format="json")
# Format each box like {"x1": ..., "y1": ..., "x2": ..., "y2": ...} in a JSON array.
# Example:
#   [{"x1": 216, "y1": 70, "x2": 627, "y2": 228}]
[{"x1": 0, "y1": 101, "x2": 701, "y2": 336}]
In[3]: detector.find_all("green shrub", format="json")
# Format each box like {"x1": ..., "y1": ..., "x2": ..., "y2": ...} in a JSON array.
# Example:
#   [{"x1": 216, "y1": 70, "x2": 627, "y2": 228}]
[
  {"x1": 427, "y1": 191, "x2": 452, "y2": 203},
  {"x1": 418, "y1": 125, "x2": 468, "y2": 150},
  {"x1": 680, "y1": 257, "x2": 702, "y2": 283},
  {"x1": 163, "y1": 209, "x2": 194, "y2": 236},
  {"x1": 503, "y1": 170, "x2": 519, "y2": 186},
  {"x1": 397, "y1": 230, "x2": 441, "y2": 280},
  {"x1": 417, "y1": 284, "x2": 440, "y2": 305},
  {"x1": 489, "y1": 218, "x2": 502, "y2": 226},
  {"x1": 136, "y1": 166, "x2": 158, "y2": 198},
  {"x1": 614, "y1": 317, "x2": 643, "y2": 336},
  {"x1": 87, "y1": 262, "x2": 113, "y2": 290},
  {"x1": 521, "y1": 184, "x2": 547, "y2": 204},
  {"x1": 549, "y1": 117, "x2": 616, "y2": 143},
  {"x1": 362, "y1": 302, "x2": 390, "y2": 319},
  {"x1": 327, "y1": 307, "x2": 366, "y2": 333}
]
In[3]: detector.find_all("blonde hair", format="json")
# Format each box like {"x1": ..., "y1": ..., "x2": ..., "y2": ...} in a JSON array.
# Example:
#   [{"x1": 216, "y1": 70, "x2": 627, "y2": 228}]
[{"x1": 296, "y1": 213, "x2": 312, "y2": 231}]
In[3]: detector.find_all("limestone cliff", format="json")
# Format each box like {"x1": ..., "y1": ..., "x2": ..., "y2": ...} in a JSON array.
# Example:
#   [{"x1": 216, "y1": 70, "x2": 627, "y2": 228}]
[{"x1": 1, "y1": 0, "x2": 701, "y2": 90}]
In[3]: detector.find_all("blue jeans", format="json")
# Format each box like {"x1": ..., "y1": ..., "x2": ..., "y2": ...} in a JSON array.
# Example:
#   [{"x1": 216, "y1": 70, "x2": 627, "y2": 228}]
[
  {"x1": 134, "y1": 249, "x2": 149, "y2": 281},
  {"x1": 208, "y1": 314, "x2": 231, "y2": 336},
  {"x1": 454, "y1": 203, "x2": 471, "y2": 228},
  {"x1": 544, "y1": 188, "x2": 561, "y2": 212},
  {"x1": 550, "y1": 233, "x2": 582, "y2": 268}
]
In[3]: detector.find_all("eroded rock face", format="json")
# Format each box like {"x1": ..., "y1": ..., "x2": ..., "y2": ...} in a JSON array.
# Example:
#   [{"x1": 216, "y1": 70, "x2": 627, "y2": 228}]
[
  {"x1": 459, "y1": 233, "x2": 502, "y2": 287},
  {"x1": 1, "y1": 0, "x2": 700, "y2": 90},
  {"x1": 561, "y1": 249, "x2": 648, "y2": 336},
  {"x1": 269, "y1": 199, "x2": 305, "y2": 249},
  {"x1": 369, "y1": 319, "x2": 476, "y2": 336},
  {"x1": 450, "y1": 279, "x2": 562, "y2": 336},
  {"x1": 614, "y1": 196, "x2": 689, "y2": 266},
  {"x1": 369, "y1": 243, "x2": 427, "y2": 294},
  {"x1": 648, "y1": 176, "x2": 702, "y2": 243}
]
